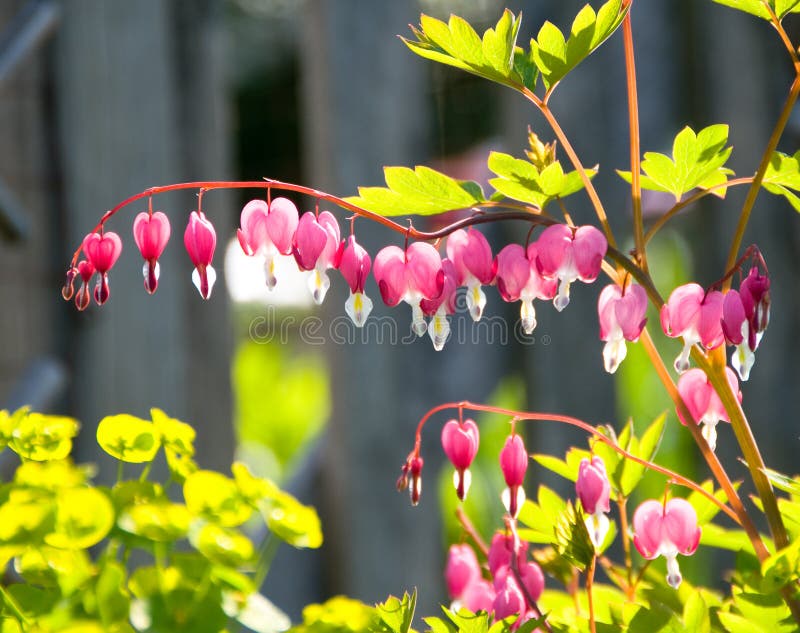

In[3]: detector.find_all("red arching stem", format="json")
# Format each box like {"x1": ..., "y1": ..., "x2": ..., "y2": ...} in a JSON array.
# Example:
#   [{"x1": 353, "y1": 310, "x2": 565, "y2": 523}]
[{"x1": 412, "y1": 401, "x2": 739, "y2": 523}]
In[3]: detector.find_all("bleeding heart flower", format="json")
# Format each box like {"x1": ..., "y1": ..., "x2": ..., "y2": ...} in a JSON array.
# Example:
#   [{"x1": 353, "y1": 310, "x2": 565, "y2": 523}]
[
  {"x1": 722, "y1": 267, "x2": 770, "y2": 381},
  {"x1": 292, "y1": 211, "x2": 341, "y2": 304},
  {"x1": 488, "y1": 533, "x2": 529, "y2": 576},
  {"x1": 373, "y1": 242, "x2": 443, "y2": 337},
  {"x1": 576, "y1": 456, "x2": 611, "y2": 548},
  {"x1": 338, "y1": 235, "x2": 373, "y2": 327},
  {"x1": 493, "y1": 576, "x2": 526, "y2": 621},
  {"x1": 133, "y1": 211, "x2": 171, "y2": 294},
  {"x1": 238, "y1": 197, "x2": 299, "y2": 290},
  {"x1": 633, "y1": 497, "x2": 701, "y2": 589},
  {"x1": 598, "y1": 283, "x2": 648, "y2": 374},
  {"x1": 676, "y1": 367, "x2": 740, "y2": 452},
  {"x1": 446, "y1": 228, "x2": 496, "y2": 321},
  {"x1": 445, "y1": 544, "x2": 481, "y2": 600},
  {"x1": 82, "y1": 231, "x2": 123, "y2": 305},
  {"x1": 441, "y1": 418, "x2": 480, "y2": 500},
  {"x1": 74, "y1": 260, "x2": 95, "y2": 311},
  {"x1": 660, "y1": 283, "x2": 724, "y2": 373},
  {"x1": 535, "y1": 224, "x2": 607, "y2": 311},
  {"x1": 183, "y1": 211, "x2": 217, "y2": 300},
  {"x1": 462, "y1": 579, "x2": 496, "y2": 614},
  {"x1": 495, "y1": 243, "x2": 557, "y2": 335},
  {"x1": 421, "y1": 259, "x2": 458, "y2": 351},
  {"x1": 500, "y1": 434, "x2": 528, "y2": 518}
]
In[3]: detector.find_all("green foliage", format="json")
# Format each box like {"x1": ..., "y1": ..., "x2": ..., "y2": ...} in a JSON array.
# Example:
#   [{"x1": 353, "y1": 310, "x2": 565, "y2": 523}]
[
  {"x1": 530, "y1": 0, "x2": 628, "y2": 91},
  {"x1": 711, "y1": 0, "x2": 800, "y2": 20},
  {"x1": 618, "y1": 124, "x2": 734, "y2": 200},
  {"x1": 344, "y1": 165, "x2": 486, "y2": 217},
  {"x1": 0, "y1": 408, "x2": 321, "y2": 632},
  {"x1": 287, "y1": 595, "x2": 378, "y2": 633},
  {"x1": 762, "y1": 150, "x2": 800, "y2": 212},
  {"x1": 375, "y1": 591, "x2": 417, "y2": 633}
]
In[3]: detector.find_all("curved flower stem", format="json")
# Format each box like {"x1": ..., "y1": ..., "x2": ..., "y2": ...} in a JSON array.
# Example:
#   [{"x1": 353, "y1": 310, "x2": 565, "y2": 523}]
[
  {"x1": 724, "y1": 72, "x2": 800, "y2": 281},
  {"x1": 412, "y1": 402, "x2": 739, "y2": 523},
  {"x1": 0, "y1": 584, "x2": 28, "y2": 627},
  {"x1": 763, "y1": 1, "x2": 800, "y2": 68},
  {"x1": 455, "y1": 506, "x2": 489, "y2": 557},
  {"x1": 522, "y1": 88, "x2": 618, "y2": 250},
  {"x1": 642, "y1": 177, "x2": 754, "y2": 246},
  {"x1": 637, "y1": 328, "x2": 769, "y2": 561},
  {"x1": 616, "y1": 496, "x2": 634, "y2": 599},
  {"x1": 622, "y1": 10, "x2": 645, "y2": 272},
  {"x1": 586, "y1": 555, "x2": 597, "y2": 633}
]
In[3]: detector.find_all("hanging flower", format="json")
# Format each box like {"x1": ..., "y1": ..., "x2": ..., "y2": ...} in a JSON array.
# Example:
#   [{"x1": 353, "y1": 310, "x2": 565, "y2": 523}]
[
  {"x1": 441, "y1": 418, "x2": 480, "y2": 501},
  {"x1": 292, "y1": 211, "x2": 341, "y2": 304},
  {"x1": 446, "y1": 228, "x2": 496, "y2": 321},
  {"x1": 676, "y1": 367, "x2": 740, "y2": 452},
  {"x1": 660, "y1": 283, "x2": 724, "y2": 373},
  {"x1": 576, "y1": 456, "x2": 611, "y2": 548},
  {"x1": 237, "y1": 197, "x2": 299, "y2": 290},
  {"x1": 133, "y1": 211, "x2": 171, "y2": 294},
  {"x1": 597, "y1": 283, "x2": 648, "y2": 373},
  {"x1": 82, "y1": 231, "x2": 123, "y2": 305},
  {"x1": 338, "y1": 235, "x2": 373, "y2": 327},
  {"x1": 500, "y1": 434, "x2": 528, "y2": 518},
  {"x1": 420, "y1": 259, "x2": 458, "y2": 351},
  {"x1": 183, "y1": 211, "x2": 217, "y2": 300},
  {"x1": 495, "y1": 243, "x2": 557, "y2": 334}
]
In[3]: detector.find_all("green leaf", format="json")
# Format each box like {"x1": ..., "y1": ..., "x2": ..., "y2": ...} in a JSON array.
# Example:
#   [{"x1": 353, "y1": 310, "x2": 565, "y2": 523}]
[
  {"x1": 9, "y1": 412, "x2": 79, "y2": 462},
  {"x1": 686, "y1": 479, "x2": 741, "y2": 524},
  {"x1": 718, "y1": 612, "x2": 766, "y2": 633},
  {"x1": 760, "y1": 540, "x2": 800, "y2": 593},
  {"x1": 731, "y1": 587, "x2": 796, "y2": 632},
  {"x1": 763, "y1": 150, "x2": 800, "y2": 211},
  {"x1": 290, "y1": 596, "x2": 377, "y2": 632},
  {"x1": 183, "y1": 470, "x2": 253, "y2": 527},
  {"x1": 345, "y1": 165, "x2": 485, "y2": 217},
  {"x1": 375, "y1": 591, "x2": 416, "y2": 633},
  {"x1": 260, "y1": 488, "x2": 323, "y2": 549},
  {"x1": 192, "y1": 523, "x2": 255, "y2": 567},
  {"x1": 95, "y1": 561, "x2": 131, "y2": 626},
  {"x1": 683, "y1": 592, "x2": 711, "y2": 633},
  {"x1": 44, "y1": 486, "x2": 114, "y2": 549},
  {"x1": 712, "y1": 0, "x2": 800, "y2": 20},
  {"x1": 531, "y1": 0, "x2": 627, "y2": 91},
  {"x1": 554, "y1": 500, "x2": 594, "y2": 571},
  {"x1": 619, "y1": 413, "x2": 666, "y2": 496},
  {"x1": 118, "y1": 501, "x2": 191, "y2": 542},
  {"x1": 403, "y1": 11, "x2": 523, "y2": 89},
  {"x1": 619, "y1": 124, "x2": 734, "y2": 200},
  {"x1": 532, "y1": 447, "x2": 591, "y2": 484},
  {"x1": 96, "y1": 414, "x2": 160, "y2": 464}
]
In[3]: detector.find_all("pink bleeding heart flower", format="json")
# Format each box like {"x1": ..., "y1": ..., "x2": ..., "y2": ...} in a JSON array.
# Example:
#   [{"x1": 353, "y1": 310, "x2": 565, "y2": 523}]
[
  {"x1": 492, "y1": 561, "x2": 544, "y2": 603},
  {"x1": 238, "y1": 197, "x2": 300, "y2": 290},
  {"x1": 82, "y1": 231, "x2": 123, "y2": 305},
  {"x1": 373, "y1": 242, "x2": 443, "y2": 337},
  {"x1": 74, "y1": 260, "x2": 95, "y2": 311},
  {"x1": 500, "y1": 434, "x2": 528, "y2": 518},
  {"x1": 722, "y1": 267, "x2": 770, "y2": 381},
  {"x1": 660, "y1": 283, "x2": 724, "y2": 373},
  {"x1": 740, "y1": 266, "x2": 770, "y2": 337},
  {"x1": 292, "y1": 211, "x2": 341, "y2": 304},
  {"x1": 446, "y1": 228, "x2": 496, "y2": 321},
  {"x1": 462, "y1": 579, "x2": 496, "y2": 614},
  {"x1": 535, "y1": 224, "x2": 608, "y2": 311},
  {"x1": 441, "y1": 418, "x2": 480, "y2": 501},
  {"x1": 421, "y1": 259, "x2": 458, "y2": 351},
  {"x1": 445, "y1": 544, "x2": 481, "y2": 600},
  {"x1": 488, "y1": 533, "x2": 529, "y2": 576},
  {"x1": 633, "y1": 497, "x2": 701, "y2": 589},
  {"x1": 495, "y1": 243, "x2": 557, "y2": 335},
  {"x1": 597, "y1": 283, "x2": 648, "y2": 374},
  {"x1": 133, "y1": 211, "x2": 171, "y2": 294},
  {"x1": 338, "y1": 235, "x2": 373, "y2": 327},
  {"x1": 677, "y1": 367, "x2": 740, "y2": 452},
  {"x1": 183, "y1": 211, "x2": 217, "y2": 300},
  {"x1": 576, "y1": 456, "x2": 611, "y2": 548},
  {"x1": 493, "y1": 576, "x2": 526, "y2": 621}
]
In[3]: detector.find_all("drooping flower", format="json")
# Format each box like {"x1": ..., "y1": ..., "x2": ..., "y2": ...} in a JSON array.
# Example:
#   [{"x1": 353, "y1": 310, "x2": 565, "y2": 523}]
[
  {"x1": 500, "y1": 434, "x2": 528, "y2": 518},
  {"x1": 373, "y1": 242, "x2": 443, "y2": 337},
  {"x1": 676, "y1": 367, "x2": 740, "y2": 452},
  {"x1": 82, "y1": 231, "x2": 123, "y2": 305},
  {"x1": 495, "y1": 243, "x2": 557, "y2": 335},
  {"x1": 722, "y1": 267, "x2": 770, "y2": 381},
  {"x1": 237, "y1": 197, "x2": 299, "y2": 290},
  {"x1": 488, "y1": 533, "x2": 528, "y2": 576},
  {"x1": 133, "y1": 211, "x2": 171, "y2": 294},
  {"x1": 446, "y1": 228, "x2": 496, "y2": 321},
  {"x1": 632, "y1": 497, "x2": 701, "y2": 589},
  {"x1": 338, "y1": 235, "x2": 373, "y2": 327},
  {"x1": 292, "y1": 211, "x2": 341, "y2": 304},
  {"x1": 576, "y1": 456, "x2": 611, "y2": 548},
  {"x1": 421, "y1": 259, "x2": 458, "y2": 351},
  {"x1": 492, "y1": 576, "x2": 526, "y2": 621},
  {"x1": 74, "y1": 260, "x2": 95, "y2": 311},
  {"x1": 660, "y1": 283, "x2": 724, "y2": 373},
  {"x1": 535, "y1": 224, "x2": 608, "y2": 311},
  {"x1": 597, "y1": 283, "x2": 648, "y2": 373},
  {"x1": 183, "y1": 211, "x2": 217, "y2": 300},
  {"x1": 408, "y1": 456, "x2": 423, "y2": 506},
  {"x1": 441, "y1": 418, "x2": 480, "y2": 501},
  {"x1": 462, "y1": 579, "x2": 496, "y2": 614},
  {"x1": 445, "y1": 544, "x2": 481, "y2": 600}
]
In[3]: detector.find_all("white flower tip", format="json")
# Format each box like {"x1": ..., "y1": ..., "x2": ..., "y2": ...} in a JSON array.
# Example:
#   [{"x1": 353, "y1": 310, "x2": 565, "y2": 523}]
[
  {"x1": 264, "y1": 256, "x2": 278, "y2": 290},
  {"x1": 554, "y1": 280, "x2": 571, "y2": 312},
  {"x1": 701, "y1": 421, "x2": 718, "y2": 452},
  {"x1": 308, "y1": 269, "x2": 330, "y2": 305},
  {"x1": 501, "y1": 486, "x2": 526, "y2": 518},
  {"x1": 584, "y1": 512, "x2": 610, "y2": 550},
  {"x1": 603, "y1": 339, "x2": 627, "y2": 374},
  {"x1": 666, "y1": 555, "x2": 682, "y2": 589},
  {"x1": 467, "y1": 285, "x2": 486, "y2": 322},
  {"x1": 428, "y1": 313, "x2": 450, "y2": 351},
  {"x1": 520, "y1": 299, "x2": 537, "y2": 334},
  {"x1": 345, "y1": 292, "x2": 372, "y2": 328},
  {"x1": 192, "y1": 265, "x2": 217, "y2": 300}
]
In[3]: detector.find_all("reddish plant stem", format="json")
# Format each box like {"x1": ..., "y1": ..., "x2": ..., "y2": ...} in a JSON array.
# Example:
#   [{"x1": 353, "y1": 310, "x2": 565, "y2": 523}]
[
  {"x1": 642, "y1": 177, "x2": 754, "y2": 246},
  {"x1": 412, "y1": 402, "x2": 739, "y2": 523},
  {"x1": 455, "y1": 507, "x2": 489, "y2": 557},
  {"x1": 724, "y1": 73, "x2": 800, "y2": 282},
  {"x1": 616, "y1": 496, "x2": 634, "y2": 600},
  {"x1": 586, "y1": 555, "x2": 597, "y2": 633},
  {"x1": 622, "y1": 9, "x2": 645, "y2": 272}
]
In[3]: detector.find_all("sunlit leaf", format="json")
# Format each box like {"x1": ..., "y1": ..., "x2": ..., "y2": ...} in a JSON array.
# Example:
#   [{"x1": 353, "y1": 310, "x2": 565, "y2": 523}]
[
  {"x1": 45, "y1": 487, "x2": 114, "y2": 549},
  {"x1": 260, "y1": 489, "x2": 323, "y2": 549},
  {"x1": 96, "y1": 414, "x2": 160, "y2": 464},
  {"x1": 183, "y1": 470, "x2": 252, "y2": 527},
  {"x1": 376, "y1": 591, "x2": 416, "y2": 633},
  {"x1": 192, "y1": 523, "x2": 255, "y2": 567},
  {"x1": 118, "y1": 502, "x2": 191, "y2": 542},
  {"x1": 9, "y1": 412, "x2": 79, "y2": 462}
]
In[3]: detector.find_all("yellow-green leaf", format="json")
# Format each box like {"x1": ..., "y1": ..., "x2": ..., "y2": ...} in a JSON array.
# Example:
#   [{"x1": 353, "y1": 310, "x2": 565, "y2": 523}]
[
  {"x1": 9, "y1": 412, "x2": 79, "y2": 462},
  {"x1": 184, "y1": 470, "x2": 252, "y2": 527},
  {"x1": 97, "y1": 414, "x2": 160, "y2": 463},
  {"x1": 193, "y1": 523, "x2": 255, "y2": 567},
  {"x1": 45, "y1": 487, "x2": 114, "y2": 549}
]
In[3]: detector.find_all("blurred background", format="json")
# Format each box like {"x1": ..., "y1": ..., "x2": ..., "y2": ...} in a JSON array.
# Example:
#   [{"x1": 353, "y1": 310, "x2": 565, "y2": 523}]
[{"x1": 1, "y1": 0, "x2": 799, "y2": 623}]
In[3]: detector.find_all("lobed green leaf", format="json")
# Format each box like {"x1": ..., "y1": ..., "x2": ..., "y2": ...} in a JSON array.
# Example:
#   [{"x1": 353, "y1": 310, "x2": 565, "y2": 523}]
[{"x1": 712, "y1": 0, "x2": 800, "y2": 20}]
